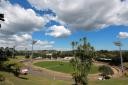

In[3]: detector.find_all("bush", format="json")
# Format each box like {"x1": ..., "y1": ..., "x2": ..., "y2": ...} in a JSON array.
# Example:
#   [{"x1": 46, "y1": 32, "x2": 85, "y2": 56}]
[
  {"x1": 2, "y1": 61, "x2": 15, "y2": 71},
  {"x1": 2, "y1": 61, "x2": 24, "y2": 77},
  {"x1": 124, "y1": 72, "x2": 128, "y2": 77},
  {"x1": 99, "y1": 65, "x2": 114, "y2": 79},
  {"x1": 12, "y1": 63, "x2": 23, "y2": 77},
  {"x1": 25, "y1": 55, "x2": 30, "y2": 59},
  {"x1": 0, "y1": 73, "x2": 5, "y2": 81},
  {"x1": 104, "y1": 75, "x2": 111, "y2": 79}
]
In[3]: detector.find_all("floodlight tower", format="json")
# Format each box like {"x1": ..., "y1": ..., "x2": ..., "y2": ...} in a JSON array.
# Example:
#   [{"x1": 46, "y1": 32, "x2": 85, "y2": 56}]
[{"x1": 113, "y1": 41, "x2": 124, "y2": 74}]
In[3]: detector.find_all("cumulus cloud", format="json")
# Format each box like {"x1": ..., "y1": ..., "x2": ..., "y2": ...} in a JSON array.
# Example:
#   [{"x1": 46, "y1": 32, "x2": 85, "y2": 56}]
[
  {"x1": 31, "y1": 40, "x2": 55, "y2": 50},
  {"x1": 0, "y1": 0, "x2": 45, "y2": 35},
  {"x1": 13, "y1": 34, "x2": 32, "y2": 42},
  {"x1": 28, "y1": 0, "x2": 128, "y2": 30},
  {"x1": 45, "y1": 25, "x2": 71, "y2": 38},
  {"x1": 0, "y1": 33, "x2": 31, "y2": 49},
  {"x1": 118, "y1": 32, "x2": 128, "y2": 38},
  {"x1": 0, "y1": 33, "x2": 55, "y2": 50},
  {"x1": 36, "y1": 40, "x2": 54, "y2": 45},
  {"x1": 0, "y1": 0, "x2": 54, "y2": 50}
]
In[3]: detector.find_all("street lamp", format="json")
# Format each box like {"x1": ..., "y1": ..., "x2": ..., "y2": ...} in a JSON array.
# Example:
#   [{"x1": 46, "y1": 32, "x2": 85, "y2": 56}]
[{"x1": 113, "y1": 41, "x2": 124, "y2": 74}]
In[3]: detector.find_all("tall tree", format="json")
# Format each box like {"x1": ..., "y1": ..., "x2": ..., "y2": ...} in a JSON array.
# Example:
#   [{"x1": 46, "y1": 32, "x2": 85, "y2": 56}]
[{"x1": 70, "y1": 37, "x2": 96, "y2": 85}]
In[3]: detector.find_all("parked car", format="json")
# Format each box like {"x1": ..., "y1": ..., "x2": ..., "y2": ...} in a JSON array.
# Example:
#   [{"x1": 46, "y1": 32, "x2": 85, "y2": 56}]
[{"x1": 20, "y1": 68, "x2": 29, "y2": 75}]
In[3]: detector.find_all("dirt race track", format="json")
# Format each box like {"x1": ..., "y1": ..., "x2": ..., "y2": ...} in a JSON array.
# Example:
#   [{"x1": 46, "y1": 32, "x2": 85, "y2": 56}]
[{"x1": 23, "y1": 60, "x2": 122, "y2": 81}]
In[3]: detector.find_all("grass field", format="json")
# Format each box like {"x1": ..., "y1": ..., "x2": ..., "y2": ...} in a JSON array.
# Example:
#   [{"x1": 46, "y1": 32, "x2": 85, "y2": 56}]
[
  {"x1": 90, "y1": 78, "x2": 128, "y2": 85},
  {"x1": 1, "y1": 71, "x2": 128, "y2": 85},
  {"x1": 0, "y1": 71, "x2": 71, "y2": 85},
  {"x1": 2, "y1": 57, "x2": 128, "y2": 85},
  {"x1": 34, "y1": 61, "x2": 99, "y2": 74}
]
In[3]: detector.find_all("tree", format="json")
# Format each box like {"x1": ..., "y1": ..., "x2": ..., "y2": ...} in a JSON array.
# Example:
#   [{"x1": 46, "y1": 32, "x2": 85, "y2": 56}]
[
  {"x1": 70, "y1": 37, "x2": 96, "y2": 85},
  {"x1": 99, "y1": 65, "x2": 114, "y2": 79},
  {"x1": 0, "y1": 14, "x2": 4, "y2": 21},
  {"x1": 0, "y1": 14, "x2": 5, "y2": 28},
  {"x1": 5, "y1": 47, "x2": 12, "y2": 57}
]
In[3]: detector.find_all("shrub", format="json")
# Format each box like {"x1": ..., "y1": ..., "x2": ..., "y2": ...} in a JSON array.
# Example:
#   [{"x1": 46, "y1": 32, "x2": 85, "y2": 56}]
[
  {"x1": 0, "y1": 73, "x2": 5, "y2": 81},
  {"x1": 2, "y1": 61, "x2": 24, "y2": 77},
  {"x1": 99, "y1": 65, "x2": 114, "y2": 79},
  {"x1": 12, "y1": 63, "x2": 23, "y2": 77}
]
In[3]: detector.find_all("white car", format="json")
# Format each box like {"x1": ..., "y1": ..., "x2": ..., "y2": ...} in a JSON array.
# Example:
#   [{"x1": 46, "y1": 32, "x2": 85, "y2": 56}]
[{"x1": 20, "y1": 68, "x2": 29, "y2": 75}]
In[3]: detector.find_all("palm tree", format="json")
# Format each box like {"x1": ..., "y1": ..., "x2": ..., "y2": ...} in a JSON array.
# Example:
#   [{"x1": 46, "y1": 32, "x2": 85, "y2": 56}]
[
  {"x1": 71, "y1": 41, "x2": 75, "y2": 50},
  {"x1": 80, "y1": 37, "x2": 87, "y2": 45},
  {"x1": 70, "y1": 37, "x2": 96, "y2": 85}
]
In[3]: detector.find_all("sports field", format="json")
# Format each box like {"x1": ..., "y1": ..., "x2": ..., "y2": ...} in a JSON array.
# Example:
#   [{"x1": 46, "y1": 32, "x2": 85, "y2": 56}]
[{"x1": 34, "y1": 61, "x2": 99, "y2": 74}]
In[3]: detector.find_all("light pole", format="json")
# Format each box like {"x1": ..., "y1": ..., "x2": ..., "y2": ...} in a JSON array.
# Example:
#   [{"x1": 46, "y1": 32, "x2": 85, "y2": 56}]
[
  {"x1": 12, "y1": 45, "x2": 15, "y2": 58},
  {"x1": 113, "y1": 41, "x2": 124, "y2": 74},
  {"x1": 31, "y1": 40, "x2": 37, "y2": 62},
  {"x1": 25, "y1": 48, "x2": 27, "y2": 57}
]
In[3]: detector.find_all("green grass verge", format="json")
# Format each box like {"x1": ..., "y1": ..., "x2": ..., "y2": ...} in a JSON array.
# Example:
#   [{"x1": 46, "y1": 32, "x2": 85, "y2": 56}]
[
  {"x1": 1, "y1": 71, "x2": 128, "y2": 85},
  {"x1": 0, "y1": 71, "x2": 71, "y2": 85},
  {"x1": 34, "y1": 61, "x2": 99, "y2": 74},
  {"x1": 90, "y1": 78, "x2": 128, "y2": 85}
]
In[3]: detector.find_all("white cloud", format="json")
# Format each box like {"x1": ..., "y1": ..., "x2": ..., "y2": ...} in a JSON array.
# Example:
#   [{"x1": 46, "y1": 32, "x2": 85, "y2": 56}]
[
  {"x1": 118, "y1": 32, "x2": 128, "y2": 38},
  {"x1": 0, "y1": 0, "x2": 53, "y2": 50},
  {"x1": 45, "y1": 25, "x2": 71, "y2": 38},
  {"x1": 28, "y1": 0, "x2": 128, "y2": 31},
  {"x1": 0, "y1": 35, "x2": 55, "y2": 50},
  {"x1": 33, "y1": 40, "x2": 55, "y2": 50},
  {"x1": 36, "y1": 40, "x2": 54, "y2": 45},
  {"x1": 0, "y1": 34, "x2": 31, "y2": 49},
  {"x1": 13, "y1": 34, "x2": 32, "y2": 42},
  {"x1": 0, "y1": 0, "x2": 45, "y2": 35}
]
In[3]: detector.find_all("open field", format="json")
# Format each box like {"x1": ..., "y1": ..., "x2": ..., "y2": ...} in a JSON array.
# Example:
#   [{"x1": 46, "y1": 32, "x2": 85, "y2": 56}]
[
  {"x1": 9, "y1": 56, "x2": 25, "y2": 62},
  {"x1": 90, "y1": 78, "x2": 128, "y2": 85},
  {"x1": 34, "y1": 61, "x2": 99, "y2": 74},
  {"x1": 1, "y1": 57, "x2": 128, "y2": 85},
  {"x1": 1, "y1": 71, "x2": 128, "y2": 85},
  {"x1": 0, "y1": 71, "x2": 71, "y2": 85}
]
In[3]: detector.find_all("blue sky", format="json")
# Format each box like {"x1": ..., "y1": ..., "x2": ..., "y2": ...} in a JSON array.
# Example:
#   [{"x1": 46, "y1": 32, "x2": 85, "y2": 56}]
[{"x1": 0, "y1": 0, "x2": 128, "y2": 50}]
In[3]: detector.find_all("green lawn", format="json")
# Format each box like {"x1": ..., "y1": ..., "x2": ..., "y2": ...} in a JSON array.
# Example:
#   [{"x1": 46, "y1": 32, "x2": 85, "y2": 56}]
[
  {"x1": 34, "y1": 61, "x2": 99, "y2": 74},
  {"x1": 1, "y1": 57, "x2": 128, "y2": 85},
  {"x1": 9, "y1": 56, "x2": 25, "y2": 62},
  {"x1": 90, "y1": 78, "x2": 128, "y2": 85},
  {"x1": 1, "y1": 71, "x2": 128, "y2": 85},
  {"x1": 0, "y1": 71, "x2": 71, "y2": 85}
]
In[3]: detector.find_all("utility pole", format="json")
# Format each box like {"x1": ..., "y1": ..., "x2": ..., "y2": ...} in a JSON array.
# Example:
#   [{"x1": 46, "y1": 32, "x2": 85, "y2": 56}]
[{"x1": 113, "y1": 41, "x2": 124, "y2": 74}]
